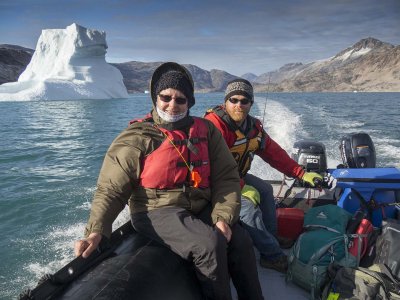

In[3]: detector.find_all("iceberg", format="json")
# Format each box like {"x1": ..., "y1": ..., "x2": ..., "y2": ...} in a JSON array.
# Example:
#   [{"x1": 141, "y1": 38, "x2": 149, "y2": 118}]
[{"x1": 0, "y1": 23, "x2": 129, "y2": 101}]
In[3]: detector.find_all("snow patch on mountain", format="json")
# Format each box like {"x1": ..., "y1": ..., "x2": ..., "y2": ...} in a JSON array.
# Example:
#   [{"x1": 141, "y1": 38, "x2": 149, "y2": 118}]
[{"x1": 334, "y1": 47, "x2": 372, "y2": 61}]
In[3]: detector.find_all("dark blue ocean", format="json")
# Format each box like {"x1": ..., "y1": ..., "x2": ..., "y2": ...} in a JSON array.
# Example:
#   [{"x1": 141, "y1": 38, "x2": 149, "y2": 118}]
[{"x1": 0, "y1": 92, "x2": 399, "y2": 298}]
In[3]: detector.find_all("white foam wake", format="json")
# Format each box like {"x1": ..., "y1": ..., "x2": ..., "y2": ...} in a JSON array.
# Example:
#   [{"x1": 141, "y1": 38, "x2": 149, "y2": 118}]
[{"x1": 249, "y1": 98, "x2": 303, "y2": 180}]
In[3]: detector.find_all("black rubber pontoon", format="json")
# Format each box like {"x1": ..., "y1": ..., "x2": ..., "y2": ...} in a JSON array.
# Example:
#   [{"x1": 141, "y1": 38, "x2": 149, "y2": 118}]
[{"x1": 19, "y1": 221, "x2": 203, "y2": 300}]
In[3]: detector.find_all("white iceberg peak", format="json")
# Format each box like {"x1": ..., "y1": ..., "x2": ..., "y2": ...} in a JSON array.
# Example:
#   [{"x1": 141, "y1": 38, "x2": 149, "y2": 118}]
[{"x1": 0, "y1": 23, "x2": 128, "y2": 101}]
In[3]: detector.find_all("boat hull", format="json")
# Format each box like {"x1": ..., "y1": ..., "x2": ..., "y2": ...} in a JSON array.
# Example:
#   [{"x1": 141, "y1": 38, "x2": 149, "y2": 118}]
[
  {"x1": 20, "y1": 222, "x2": 203, "y2": 300},
  {"x1": 60, "y1": 234, "x2": 203, "y2": 300}
]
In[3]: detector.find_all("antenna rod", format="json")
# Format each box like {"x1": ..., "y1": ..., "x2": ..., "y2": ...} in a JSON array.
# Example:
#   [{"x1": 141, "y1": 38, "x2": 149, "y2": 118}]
[{"x1": 261, "y1": 74, "x2": 271, "y2": 127}]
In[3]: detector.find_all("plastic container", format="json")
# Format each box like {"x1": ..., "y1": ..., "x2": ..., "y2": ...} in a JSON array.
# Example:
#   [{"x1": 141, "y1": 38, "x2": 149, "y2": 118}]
[
  {"x1": 276, "y1": 208, "x2": 304, "y2": 240},
  {"x1": 337, "y1": 189, "x2": 396, "y2": 227},
  {"x1": 332, "y1": 167, "x2": 400, "y2": 227}
]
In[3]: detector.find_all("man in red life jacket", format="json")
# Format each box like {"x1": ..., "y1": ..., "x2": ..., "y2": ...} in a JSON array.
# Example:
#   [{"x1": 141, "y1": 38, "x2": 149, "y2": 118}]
[
  {"x1": 204, "y1": 78, "x2": 323, "y2": 273},
  {"x1": 74, "y1": 63, "x2": 263, "y2": 300}
]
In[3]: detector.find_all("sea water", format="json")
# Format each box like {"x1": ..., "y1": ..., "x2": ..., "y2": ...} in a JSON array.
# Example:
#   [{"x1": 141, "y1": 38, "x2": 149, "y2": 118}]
[{"x1": 0, "y1": 92, "x2": 399, "y2": 298}]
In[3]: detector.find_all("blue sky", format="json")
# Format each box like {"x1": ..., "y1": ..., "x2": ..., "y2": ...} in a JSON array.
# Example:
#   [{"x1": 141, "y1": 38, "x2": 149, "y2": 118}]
[{"x1": 1, "y1": 0, "x2": 399, "y2": 76}]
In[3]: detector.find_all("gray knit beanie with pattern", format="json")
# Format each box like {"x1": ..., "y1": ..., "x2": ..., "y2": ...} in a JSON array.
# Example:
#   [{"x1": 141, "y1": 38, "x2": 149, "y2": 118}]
[{"x1": 224, "y1": 78, "x2": 254, "y2": 103}]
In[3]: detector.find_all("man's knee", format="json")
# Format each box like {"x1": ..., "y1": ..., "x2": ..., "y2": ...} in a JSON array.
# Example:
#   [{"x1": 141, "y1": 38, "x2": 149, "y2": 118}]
[
  {"x1": 240, "y1": 209, "x2": 262, "y2": 229},
  {"x1": 259, "y1": 181, "x2": 273, "y2": 197},
  {"x1": 245, "y1": 174, "x2": 273, "y2": 197},
  {"x1": 195, "y1": 228, "x2": 226, "y2": 256}
]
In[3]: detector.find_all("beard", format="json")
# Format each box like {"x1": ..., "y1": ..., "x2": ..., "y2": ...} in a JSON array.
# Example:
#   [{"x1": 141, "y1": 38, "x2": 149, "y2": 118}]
[{"x1": 228, "y1": 109, "x2": 248, "y2": 124}]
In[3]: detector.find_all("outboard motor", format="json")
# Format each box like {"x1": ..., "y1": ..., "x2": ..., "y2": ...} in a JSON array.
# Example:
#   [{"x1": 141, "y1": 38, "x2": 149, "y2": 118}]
[
  {"x1": 292, "y1": 140, "x2": 327, "y2": 175},
  {"x1": 339, "y1": 132, "x2": 376, "y2": 168},
  {"x1": 277, "y1": 140, "x2": 328, "y2": 198}
]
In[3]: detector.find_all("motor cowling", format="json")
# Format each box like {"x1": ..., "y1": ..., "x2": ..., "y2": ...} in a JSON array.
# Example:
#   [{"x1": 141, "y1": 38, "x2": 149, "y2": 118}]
[
  {"x1": 339, "y1": 132, "x2": 376, "y2": 168},
  {"x1": 292, "y1": 140, "x2": 327, "y2": 175}
]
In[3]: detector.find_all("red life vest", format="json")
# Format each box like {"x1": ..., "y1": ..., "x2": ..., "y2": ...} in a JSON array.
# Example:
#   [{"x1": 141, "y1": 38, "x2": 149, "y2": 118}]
[
  {"x1": 206, "y1": 106, "x2": 265, "y2": 178},
  {"x1": 139, "y1": 117, "x2": 210, "y2": 189}
]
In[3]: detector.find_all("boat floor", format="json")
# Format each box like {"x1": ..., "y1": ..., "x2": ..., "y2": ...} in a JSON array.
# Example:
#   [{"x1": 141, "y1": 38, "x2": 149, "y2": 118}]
[{"x1": 232, "y1": 249, "x2": 309, "y2": 299}]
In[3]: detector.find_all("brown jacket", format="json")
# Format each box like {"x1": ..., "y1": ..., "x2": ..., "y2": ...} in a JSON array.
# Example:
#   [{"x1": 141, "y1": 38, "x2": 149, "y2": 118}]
[{"x1": 84, "y1": 113, "x2": 241, "y2": 238}]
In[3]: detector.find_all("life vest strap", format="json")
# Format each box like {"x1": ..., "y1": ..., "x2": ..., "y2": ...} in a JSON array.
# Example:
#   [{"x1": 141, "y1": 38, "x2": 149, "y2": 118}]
[
  {"x1": 155, "y1": 184, "x2": 189, "y2": 193},
  {"x1": 171, "y1": 137, "x2": 207, "y2": 156},
  {"x1": 172, "y1": 137, "x2": 207, "y2": 145},
  {"x1": 177, "y1": 160, "x2": 206, "y2": 168}
]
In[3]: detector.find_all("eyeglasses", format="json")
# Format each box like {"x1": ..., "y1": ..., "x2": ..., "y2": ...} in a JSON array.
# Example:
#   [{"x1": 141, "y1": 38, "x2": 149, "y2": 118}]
[
  {"x1": 228, "y1": 97, "x2": 252, "y2": 105},
  {"x1": 158, "y1": 94, "x2": 187, "y2": 105}
]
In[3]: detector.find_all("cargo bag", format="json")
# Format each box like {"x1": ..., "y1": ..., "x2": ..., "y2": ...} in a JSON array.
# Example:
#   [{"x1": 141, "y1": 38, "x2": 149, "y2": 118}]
[
  {"x1": 321, "y1": 263, "x2": 400, "y2": 300},
  {"x1": 374, "y1": 219, "x2": 400, "y2": 278},
  {"x1": 347, "y1": 215, "x2": 374, "y2": 260},
  {"x1": 286, "y1": 205, "x2": 357, "y2": 300}
]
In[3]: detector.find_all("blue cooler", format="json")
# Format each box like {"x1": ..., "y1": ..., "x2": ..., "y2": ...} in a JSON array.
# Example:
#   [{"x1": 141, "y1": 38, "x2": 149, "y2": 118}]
[{"x1": 331, "y1": 168, "x2": 400, "y2": 227}]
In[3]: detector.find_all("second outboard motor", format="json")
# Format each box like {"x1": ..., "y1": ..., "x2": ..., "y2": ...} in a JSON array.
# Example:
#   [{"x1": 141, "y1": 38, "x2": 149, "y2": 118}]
[
  {"x1": 339, "y1": 132, "x2": 376, "y2": 168},
  {"x1": 292, "y1": 140, "x2": 327, "y2": 175}
]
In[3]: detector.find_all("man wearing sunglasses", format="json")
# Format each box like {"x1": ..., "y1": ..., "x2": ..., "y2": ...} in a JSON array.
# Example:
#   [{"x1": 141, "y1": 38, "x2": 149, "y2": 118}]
[
  {"x1": 204, "y1": 78, "x2": 323, "y2": 273},
  {"x1": 75, "y1": 64, "x2": 263, "y2": 300}
]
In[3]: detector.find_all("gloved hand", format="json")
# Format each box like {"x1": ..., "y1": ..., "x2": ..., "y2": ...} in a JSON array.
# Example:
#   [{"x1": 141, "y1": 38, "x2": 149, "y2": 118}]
[
  {"x1": 241, "y1": 184, "x2": 261, "y2": 206},
  {"x1": 326, "y1": 173, "x2": 337, "y2": 191},
  {"x1": 301, "y1": 172, "x2": 323, "y2": 188}
]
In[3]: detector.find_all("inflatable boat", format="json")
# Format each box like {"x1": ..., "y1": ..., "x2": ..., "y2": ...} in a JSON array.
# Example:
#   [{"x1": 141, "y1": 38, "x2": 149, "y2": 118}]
[{"x1": 19, "y1": 133, "x2": 400, "y2": 300}]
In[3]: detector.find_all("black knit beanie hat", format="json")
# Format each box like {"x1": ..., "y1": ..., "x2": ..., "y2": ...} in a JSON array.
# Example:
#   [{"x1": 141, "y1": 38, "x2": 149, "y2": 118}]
[
  {"x1": 150, "y1": 62, "x2": 195, "y2": 108},
  {"x1": 224, "y1": 78, "x2": 254, "y2": 103}
]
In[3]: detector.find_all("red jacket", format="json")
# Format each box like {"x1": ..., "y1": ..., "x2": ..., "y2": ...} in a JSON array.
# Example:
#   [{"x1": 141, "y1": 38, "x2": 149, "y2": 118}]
[{"x1": 204, "y1": 106, "x2": 305, "y2": 179}]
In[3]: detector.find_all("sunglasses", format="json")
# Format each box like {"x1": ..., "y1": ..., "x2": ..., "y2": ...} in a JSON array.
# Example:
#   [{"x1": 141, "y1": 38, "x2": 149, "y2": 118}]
[
  {"x1": 158, "y1": 94, "x2": 187, "y2": 105},
  {"x1": 228, "y1": 97, "x2": 252, "y2": 105}
]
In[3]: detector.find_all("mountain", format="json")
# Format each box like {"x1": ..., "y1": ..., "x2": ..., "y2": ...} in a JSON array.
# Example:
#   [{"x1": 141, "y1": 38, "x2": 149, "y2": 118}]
[
  {"x1": 1, "y1": 37, "x2": 399, "y2": 92},
  {"x1": 0, "y1": 44, "x2": 34, "y2": 84},
  {"x1": 253, "y1": 37, "x2": 400, "y2": 92},
  {"x1": 111, "y1": 61, "x2": 236, "y2": 93},
  {"x1": 209, "y1": 69, "x2": 237, "y2": 91},
  {"x1": 241, "y1": 73, "x2": 258, "y2": 82},
  {"x1": 254, "y1": 63, "x2": 304, "y2": 85}
]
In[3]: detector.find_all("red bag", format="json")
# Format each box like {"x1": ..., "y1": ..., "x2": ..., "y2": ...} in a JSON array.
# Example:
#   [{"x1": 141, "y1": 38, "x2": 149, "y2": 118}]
[
  {"x1": 348, "y1": 218, "x2": 374, "y2": 258},
  {"x1": 276, "y1": 208, "x2": 304, "y2": 240}
]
